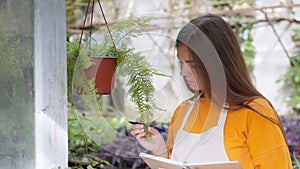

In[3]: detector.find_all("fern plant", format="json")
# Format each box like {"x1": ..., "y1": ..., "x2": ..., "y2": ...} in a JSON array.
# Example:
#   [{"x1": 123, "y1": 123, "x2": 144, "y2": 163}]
[{"x1": 69, "y1": 16, "x2": 165, "y2": 138}]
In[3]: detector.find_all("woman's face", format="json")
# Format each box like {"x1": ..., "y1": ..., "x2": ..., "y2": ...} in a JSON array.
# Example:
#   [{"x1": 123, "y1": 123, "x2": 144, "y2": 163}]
[{"x1": 177, "y1": 45, "x2": 205, "y2": 91}]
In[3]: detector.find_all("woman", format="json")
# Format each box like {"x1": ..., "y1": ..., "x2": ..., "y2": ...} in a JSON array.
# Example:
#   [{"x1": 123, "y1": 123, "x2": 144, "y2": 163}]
[{"x1": 131, "y1": 14, "x2": 292, "y2": 169}]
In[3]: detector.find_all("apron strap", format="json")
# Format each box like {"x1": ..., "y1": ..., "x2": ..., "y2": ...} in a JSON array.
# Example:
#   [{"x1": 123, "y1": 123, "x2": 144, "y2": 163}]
[
  {"x1": 180, "y1": 97, "x2": 199, "y2": 130},
  {"x1": 198, "y1": 107, "x2": 228, "y2": 143}
]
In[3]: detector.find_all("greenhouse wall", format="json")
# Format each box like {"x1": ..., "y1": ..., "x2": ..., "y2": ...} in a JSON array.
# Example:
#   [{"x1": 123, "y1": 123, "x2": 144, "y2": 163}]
[
  {"x1": 0, "y1": 0, "x2": 68, "y2": 168},
  {"x1": 0, "y1": 0, "x2": 35, "y2": 168}
]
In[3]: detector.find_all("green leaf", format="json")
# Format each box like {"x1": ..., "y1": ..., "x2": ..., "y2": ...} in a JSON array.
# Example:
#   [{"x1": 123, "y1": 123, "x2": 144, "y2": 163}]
[
  {"x1": 87, "y1": 165, "x2": 94, "y2": 169},
  {"x1": 292, "y1": 29, "x2": 300, "y2": 41}
]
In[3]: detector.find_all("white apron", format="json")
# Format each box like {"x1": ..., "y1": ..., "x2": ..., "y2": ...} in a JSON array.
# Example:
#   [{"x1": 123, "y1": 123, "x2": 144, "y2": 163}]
[{"x1": 171, "y1": 99, "x2": 229, "y2": 163}]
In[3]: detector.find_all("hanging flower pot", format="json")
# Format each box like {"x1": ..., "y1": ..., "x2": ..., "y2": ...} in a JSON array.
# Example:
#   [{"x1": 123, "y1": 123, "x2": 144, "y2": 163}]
[
  {"x1": 70, "y1": 0, "x2": 166, "y2": 138},
  {"x1": 85, "y1": 56, "x2": 117, "y2": 95}
]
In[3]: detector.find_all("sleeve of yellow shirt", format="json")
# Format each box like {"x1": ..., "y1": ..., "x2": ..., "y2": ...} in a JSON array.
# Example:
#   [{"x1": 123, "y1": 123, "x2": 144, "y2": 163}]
[{"x1": 245, "y1": 99, "x2": 292, "y2": 169}]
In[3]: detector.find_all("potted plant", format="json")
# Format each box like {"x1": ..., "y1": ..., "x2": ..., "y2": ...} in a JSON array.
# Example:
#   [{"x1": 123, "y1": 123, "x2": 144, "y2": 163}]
[
  {"x1": 68, "y1": 14, "x2": 166, "y2": 138},
  {"x1": 85, "y1": 55, "x2": 116, "y2": 95}
]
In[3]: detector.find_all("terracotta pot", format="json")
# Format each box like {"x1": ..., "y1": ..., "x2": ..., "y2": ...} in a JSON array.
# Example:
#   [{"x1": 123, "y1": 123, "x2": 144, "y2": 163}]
[{"x1": 85, "y1": 56, "x2": 117, "y2": 95}]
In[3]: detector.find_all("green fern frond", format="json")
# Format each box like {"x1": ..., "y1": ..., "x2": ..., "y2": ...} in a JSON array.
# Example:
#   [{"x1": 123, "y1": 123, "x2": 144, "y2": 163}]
[
  {"x1": 67, "y1": 42, "x2": 81, "y2": 102},
  {"x1": 71, "y1": 43, "x2": 98, "y2": 96},
  {"x1": 68, "y1": 17, "x2": 166, "y2": 137},
  {"x1": 116, "y1": 46, "x2": 158, "y2": 125},
  {"x1": 110, "y1": 16, "x2": 152, "y2": 41}
]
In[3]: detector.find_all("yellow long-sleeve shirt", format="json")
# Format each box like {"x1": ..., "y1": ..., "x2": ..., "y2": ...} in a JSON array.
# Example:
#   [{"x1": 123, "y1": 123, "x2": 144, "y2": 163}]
[{"x1": 167, "y1": 98, "x2": 292, "y2": 169}]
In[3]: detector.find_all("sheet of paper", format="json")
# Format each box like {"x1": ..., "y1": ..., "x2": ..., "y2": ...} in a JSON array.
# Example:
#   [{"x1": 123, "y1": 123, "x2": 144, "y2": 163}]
[
  {"x1": 139, "y1": 152, "x2": 185, "y2": 169},
  {"x1": 187, "y1": 161, "x2": 241, "y2": 169},
  {"x1": 139, "y1": 152, "x2": 242, "y2": 169}
]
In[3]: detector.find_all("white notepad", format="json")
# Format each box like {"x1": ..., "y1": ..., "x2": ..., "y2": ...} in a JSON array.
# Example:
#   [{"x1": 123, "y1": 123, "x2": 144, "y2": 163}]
[{"x1": 139, "y1": 152, "x2": 242, "y2": 169}]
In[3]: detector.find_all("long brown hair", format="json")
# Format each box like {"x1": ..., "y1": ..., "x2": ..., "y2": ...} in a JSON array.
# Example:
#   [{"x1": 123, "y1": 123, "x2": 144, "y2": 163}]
[{"x1": 176, "y1": 14, "x2": 285, "y2": 136}]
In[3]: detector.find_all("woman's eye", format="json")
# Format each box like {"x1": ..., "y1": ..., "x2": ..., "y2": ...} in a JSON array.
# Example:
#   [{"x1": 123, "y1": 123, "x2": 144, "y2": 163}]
[
  {"x1": 180, "y1": 61, "x2": 196, "y2": 68},
  {"x1": 189, "y1": 62, "x2": 196, "y2": 68}
]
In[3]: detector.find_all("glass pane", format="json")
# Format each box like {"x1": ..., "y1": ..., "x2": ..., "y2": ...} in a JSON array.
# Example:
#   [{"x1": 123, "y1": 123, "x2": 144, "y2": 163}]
[{"x1": 0, "y1": 1, "x2": 34, "y2": 168}]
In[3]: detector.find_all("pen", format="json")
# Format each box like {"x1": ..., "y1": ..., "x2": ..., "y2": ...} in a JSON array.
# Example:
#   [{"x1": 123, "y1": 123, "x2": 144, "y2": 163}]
[
  {"x1": 128, "y1": 121, "x2": 166, "y2": 133},
  {"x1": 128, "y1": 121, "x2": 142, "y2": 125}
]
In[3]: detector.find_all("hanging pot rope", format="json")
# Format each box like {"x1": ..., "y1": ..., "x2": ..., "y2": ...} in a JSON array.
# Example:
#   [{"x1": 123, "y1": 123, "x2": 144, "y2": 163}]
[
  {"x1": 78, "y1": 0, "x2": 90, "y2": 47},
  {"x1": 78, "y1": 0, "x2": 117, "y2": 54},
  {"x1": 97, "y1": 0, "x2": 117, "y2": 52},
  {"x1": 89, "y1": 0, "x2": 95, "y2": 48}
]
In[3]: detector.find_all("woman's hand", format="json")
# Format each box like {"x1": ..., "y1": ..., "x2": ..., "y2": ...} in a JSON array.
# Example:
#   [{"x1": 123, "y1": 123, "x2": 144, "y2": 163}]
[{"x1": 131, "y1": 122, "x2": 168, "y2": 158}]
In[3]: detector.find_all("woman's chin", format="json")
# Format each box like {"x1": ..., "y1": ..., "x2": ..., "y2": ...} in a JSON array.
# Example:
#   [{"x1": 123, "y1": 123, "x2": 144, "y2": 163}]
[
  {"x1": 187, "y1": 85, "x2": 199, "y2": 91},
  {"x1": 187, "y1": 83, "x2": 203, "y2": 90}
]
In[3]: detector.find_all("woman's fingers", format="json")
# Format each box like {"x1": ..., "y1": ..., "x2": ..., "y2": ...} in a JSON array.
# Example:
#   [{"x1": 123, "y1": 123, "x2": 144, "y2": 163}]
[
  {"x1": 131, "y1": 124, "x2": 145, "y2": 138},
  {"x1": 131, "y1": 129, "x2": 146, "y2": 139},
  {"x1": 132, "y1": 124, "x2": 143, "y2": 130},
  {"x1": 136, "y1": 132, "x2": 146, "y2": 139},
  {"x1": 131, "y1": 128, "x2": 144, "y2": 135},
  {"x1": 148, "y1": 127, "x2": 160, "y2": 135},
  {"x1": 131, "y1": 127, "x2": 160, "y2": 139},
  {"x1": 131, "y1": 123, "x2": 161, "y2": 141}
]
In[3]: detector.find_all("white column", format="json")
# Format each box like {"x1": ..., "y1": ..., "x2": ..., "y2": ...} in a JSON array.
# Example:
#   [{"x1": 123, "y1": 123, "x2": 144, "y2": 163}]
[{"x1": 34, "y1": 0, "x2": 68, "y2": 168}]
